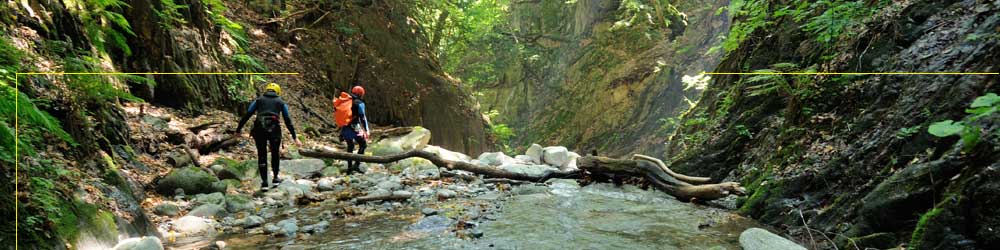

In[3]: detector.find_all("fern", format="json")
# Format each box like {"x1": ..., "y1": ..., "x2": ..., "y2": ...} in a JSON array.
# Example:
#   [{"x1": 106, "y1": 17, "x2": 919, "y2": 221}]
[
  {"x1": 231, "y1": 54, "x2": 267, "y2": 72},
  {"x1": 154, "y1": 0, "x2": 189, "y2": 29}
]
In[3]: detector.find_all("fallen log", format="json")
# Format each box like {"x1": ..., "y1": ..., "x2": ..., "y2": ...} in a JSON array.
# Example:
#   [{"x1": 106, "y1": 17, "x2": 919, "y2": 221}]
[
  {"x1": 300, "y1": 148, "x2": 743, "y2": 201},
  {"x1": 354, "y1": 193, "x2": 412, "y2": 203},
  {"x1": 577, "y1": 156, "x2": 746, "y2": 201},
  {"x1": 300, "y1": 148, "x2": 550, "y2": 182},
  {"x1": 632, "y1": 154, "x2": 712, "y2": 184}
]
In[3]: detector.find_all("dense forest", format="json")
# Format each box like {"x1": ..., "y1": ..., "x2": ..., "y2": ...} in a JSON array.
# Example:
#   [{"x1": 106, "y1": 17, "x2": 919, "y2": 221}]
[{"x1": 2, "y1": 0, "x2": 998, "y2": 249}]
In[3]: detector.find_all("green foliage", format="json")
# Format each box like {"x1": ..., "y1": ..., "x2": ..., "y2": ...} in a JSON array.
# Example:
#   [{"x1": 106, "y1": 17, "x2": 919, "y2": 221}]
[
  {"x1": 63, "y1": 55, "x2": 144, "y2": 104},
  {"x1": 717, "y1": 0, "x2": 770, "y2": 53},
  {"x1": 204, "y1": 0, "x2": 249, "y2": 51},
  {"x1": 799, "y1": 0, "x2": 876, "y2": 45},
  {"x1": 72, "y1": 0, "x2": 135, "y2": 56},
  {"x1": 411, "y1": 0, "x2": 510, "y2": 87},
  {"x1": 735, "y1": 124, "x2": 752, "y2": 139},
  {"x1": 895, "y1": 125, "x2": 921, "y2": 139},
  {"x1": 927, "y1": 93, "x2": 999, "y2": 152},
  {"x1": 155, "y1": 0, "x2": 189, "y2": 29},
  {"x1": 0, "y1": 38, "x2": 75, "y2": 163}
]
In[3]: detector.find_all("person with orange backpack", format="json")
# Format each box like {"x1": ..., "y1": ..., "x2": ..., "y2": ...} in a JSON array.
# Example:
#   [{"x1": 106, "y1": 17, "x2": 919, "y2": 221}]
[{"x1": 333, "y1": 85, "x2": 370, "y2": 174}]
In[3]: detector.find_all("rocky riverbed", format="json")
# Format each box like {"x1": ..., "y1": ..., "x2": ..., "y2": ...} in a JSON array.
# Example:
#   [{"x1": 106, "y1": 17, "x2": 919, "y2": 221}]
[{"x1": 113, "y1": 110, "x2": 796, "y2": 250}]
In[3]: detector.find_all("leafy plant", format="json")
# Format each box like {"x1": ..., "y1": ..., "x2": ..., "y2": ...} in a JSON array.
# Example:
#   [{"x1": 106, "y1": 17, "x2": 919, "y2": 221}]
[
  {"x1": 928, "y1": 93, "x2": 999, "y2": 152},
  {"x1": 896, "y1": 125, "x2": 921, "y2": 139},
  {"x1": 155, "y1": 0, "x2": 189, "y2": 29},
  {"x1": 490, "y1": 123, "x2": 515, "y2": 154},
  {"x1": 717, "y1": 0, "x2": 771, "y2": 52},
  {"x1": 72, "y1": 0, "x2": 135, "y2": 56},
  {"x1": 800, "y1": 0, "x2": 873, "y2": 44},
  {"x1": 735, "y1": 124, "x2": 753, "y2": 139}
]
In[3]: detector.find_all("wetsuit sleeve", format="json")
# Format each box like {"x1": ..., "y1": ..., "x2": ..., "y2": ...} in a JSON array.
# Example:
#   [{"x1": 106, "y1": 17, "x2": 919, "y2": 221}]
[
  {"x1": 359, "y1": 102, "x2": 369, "y2": 132},
  {"x1": 281, "y1": 102, "x2": 298, "y2": 139},
  {"x1": 236, "y1": 100, "x2": 258, "y2": 133}
]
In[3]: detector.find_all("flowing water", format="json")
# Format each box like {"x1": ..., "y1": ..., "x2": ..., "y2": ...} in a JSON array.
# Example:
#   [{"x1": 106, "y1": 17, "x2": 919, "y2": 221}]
[{"x1": 217, "y1": 180, "x2": 761, "y2": 249}]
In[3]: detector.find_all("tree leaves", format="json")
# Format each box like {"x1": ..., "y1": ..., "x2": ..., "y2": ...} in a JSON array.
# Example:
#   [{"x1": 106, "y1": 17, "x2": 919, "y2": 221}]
[
  {"x1": 927, "y1": 120, "x2": 963, "y2": 137},
  {"x1": 969, "y1": 93, "x2": 1000, "y2": 108}
]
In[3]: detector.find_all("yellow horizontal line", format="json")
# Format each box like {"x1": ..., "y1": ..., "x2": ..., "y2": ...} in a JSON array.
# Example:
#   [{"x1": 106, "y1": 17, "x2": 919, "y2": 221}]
[
  {"x1": 17, "y1": 72, "x2": 299, "y2": 75},
  {"x1": 704, "y1": 72, "x2": 998, "y2": 75}
]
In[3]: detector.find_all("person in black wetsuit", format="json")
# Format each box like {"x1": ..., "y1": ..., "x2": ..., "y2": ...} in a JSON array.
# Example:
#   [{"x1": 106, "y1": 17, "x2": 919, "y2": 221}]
[{"x1": 235, "y1": 83, "x2": 301, "y2": 190}]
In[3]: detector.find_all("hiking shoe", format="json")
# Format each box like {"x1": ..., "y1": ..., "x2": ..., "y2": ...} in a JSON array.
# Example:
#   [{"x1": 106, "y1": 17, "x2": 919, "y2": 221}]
[{"x1": 272, "y1": 177, "x2": 283, "y2": 186}]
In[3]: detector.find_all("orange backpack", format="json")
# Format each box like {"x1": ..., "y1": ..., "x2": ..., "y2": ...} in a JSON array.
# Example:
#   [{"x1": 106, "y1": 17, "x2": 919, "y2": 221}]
[{"x1": 333, "y1": 92, "x2": 353, "y2": 128}]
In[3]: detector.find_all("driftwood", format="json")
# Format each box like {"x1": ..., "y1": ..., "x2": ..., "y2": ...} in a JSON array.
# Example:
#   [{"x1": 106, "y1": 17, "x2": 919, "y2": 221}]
[
  {"x1": 300, "y1": 148, "x2": 743, "y2": 201},
  {"x1": 577, "y1": 156, "x2": 746, "y2": 201},
  {"x1": 354, "y1": 193, "x2": 412, "y2": 203},
  {"x1": 183, "y1": 145, "x2": 202, "y2": 168},
  {"x1": 300, "y1": 148, "x2": 559, "y2": 181},
  {"x1": 632, "y1": 154, "x2": 712, "y2": 184}
]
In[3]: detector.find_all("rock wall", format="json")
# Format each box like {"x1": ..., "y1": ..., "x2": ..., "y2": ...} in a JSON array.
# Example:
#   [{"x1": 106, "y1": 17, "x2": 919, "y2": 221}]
[
  {"x1": 665, "y1": 1, "x2": 1000, "y2": 249},
  {"x1": 235, "y1": 0, "x2": 493, "y2": 155},
  {"x1": 476, "y1": 0, "x2": 732, "y2": 157}
]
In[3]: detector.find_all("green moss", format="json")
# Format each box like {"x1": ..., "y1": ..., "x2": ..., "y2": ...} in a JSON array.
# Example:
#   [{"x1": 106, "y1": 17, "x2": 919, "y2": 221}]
[{"x1": 909, "y1": 206, "x2": 944, "y2": 249}]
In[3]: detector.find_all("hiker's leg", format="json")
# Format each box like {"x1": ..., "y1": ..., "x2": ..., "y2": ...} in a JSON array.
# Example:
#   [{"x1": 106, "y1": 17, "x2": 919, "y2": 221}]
[
  {"x1": 346, "y1": 138, "x2": 356, "y2": 171},
  {"x1": 254, "y1": 134, "x2": 269, "y2": 186},
  {"x1": 270, "y1": 135, "x2": 282, "y2": 182},
  {"x1": 354, "y1": 137, "x2": 367, "y2": 169}
]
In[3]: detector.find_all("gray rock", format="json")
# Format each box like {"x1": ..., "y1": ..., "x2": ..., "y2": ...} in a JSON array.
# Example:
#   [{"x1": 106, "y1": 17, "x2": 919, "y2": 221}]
[
  {"x1": 188, "y1": 204, "x2": 226, "y2": 218},
  {"x1": 468, "y1": 229, "x2": 484, "y2": 238},
  {"x1": 276, "y1": 218, "x2": 299, "y2": 237},
  {"x1": 301, "y1": 221, "x2": 330, "y2": 234},
  {"x1": 513, "y1": 155, "x2": 534, "y2": 164},
  {"x1": 243, "y1": 215, "x2": 265, "y2": 228},
  {"x1": 111, "y1": 236, "x2": 163, "y2": 250},
  {"x1": 317, "y1": 178, "x2": 337, "y2": 191},
  {"x1": 225, "y1": 194, "x2": 254, "y2": 213},
  {"x1": 421, "y1": 208, "x2": 438, "y2": 216},
  {"x1": 498, "y1": 164, "x2": 557, "y2": 176},
  {"x1": 739, "y1": 228, "x2": 807, "y2": 250},
  {"x1": 210, "y1": 164, "x2": 224, "y2": 174},
  {"x1": 437, "y1": 189, "x2": 458, "y2": 199},
  {"x1": 193, "y1": 192, "x2": 226, "y2": 206},
  {"x1": 477, "y1": 152, "x2": 515, "y2": 166},
  {"x1": 371, "y1": 127, "x2": 431, "y2": 156},
  {"x1": 376, "y1": 179, "x2": 403, "y2": 191},
  {"x1": 408, "y1": 215, "x2": 453, "y2": 233},
  {"x1": 263, "y1": 223, "x2": 280, "y2": 234},
  {"x1": 153, "y1": 203, "x2": 180, "y2": 217},
  {"x1": 541, "y1": 146, "x2": 570, "y2": 167},
  {"x1": 279, "y1": 159, "x2": 326, "y2": 179},
  {"x1": 174, "y1": 216, "x2": 212, "y2": 234},
  {"x1": 216, "y1": 160, "x2": 255, "y2": 181},
  {"x1": 512, "y1": 185, "x2": 550, "y2": 195},
  {"x1": 525, "y1": 144, "x2": 543, "y2": 164},
  {"x1": 211, "y1": 180, "x2": 233, "y2": 193},
  {"x1": 157, "y1": 167, "x2": 220, "y2": 195}
]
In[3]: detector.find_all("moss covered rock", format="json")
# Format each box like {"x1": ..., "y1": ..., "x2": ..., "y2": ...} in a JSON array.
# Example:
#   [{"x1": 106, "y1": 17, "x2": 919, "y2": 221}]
[{"x1": 157, "y1": 167, "x2": 220, "y2": 195}]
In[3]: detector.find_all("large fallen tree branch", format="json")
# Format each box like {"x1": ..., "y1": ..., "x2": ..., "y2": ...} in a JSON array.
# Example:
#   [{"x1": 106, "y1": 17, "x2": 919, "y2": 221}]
[
  {"x1": 632, "y1": 154, "x2": 712, "y2": 184},
  {"x1": 577, "y1": 156, "x2": 746, "y2": 201},
  {"x1": 300, "y1": 148, "x2": 562, "y2": 181},
  {"x1": 300, "y1": 148, "x2": 743, "y2": 201}
]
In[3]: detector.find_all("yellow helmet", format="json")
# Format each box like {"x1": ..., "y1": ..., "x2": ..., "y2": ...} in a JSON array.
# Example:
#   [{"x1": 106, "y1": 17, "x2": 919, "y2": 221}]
[{"x1": 265, "y1": 83, "x2": 281, "y2": 95}]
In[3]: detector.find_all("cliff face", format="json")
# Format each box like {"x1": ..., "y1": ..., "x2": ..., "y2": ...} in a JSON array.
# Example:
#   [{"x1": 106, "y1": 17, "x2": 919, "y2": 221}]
[
  {"x1": 476, "y1": 0, "x2": 731, "y2": 156},
  {"x1": 665, "y1": 0, "x2": 1000, "y2": 249}
]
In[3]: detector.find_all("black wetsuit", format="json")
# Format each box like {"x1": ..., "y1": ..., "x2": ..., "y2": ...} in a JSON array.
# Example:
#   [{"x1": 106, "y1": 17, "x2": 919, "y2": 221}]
[{"x1": 236, "y1": 91, "x2": 297, "y2": 186}]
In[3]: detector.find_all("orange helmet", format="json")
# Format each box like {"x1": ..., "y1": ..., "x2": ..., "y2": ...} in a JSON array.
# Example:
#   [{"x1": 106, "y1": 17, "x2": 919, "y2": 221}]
[{"x1": 351, "y1": 86, "x2": 365, "y2": 97}]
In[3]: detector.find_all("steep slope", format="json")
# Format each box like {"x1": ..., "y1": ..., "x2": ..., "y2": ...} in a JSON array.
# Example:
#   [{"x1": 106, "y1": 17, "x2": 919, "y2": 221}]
[
  {"x1": 475, "y1": 0, "x2": 731, "y2": 156},
  {"x1": 665, "y1": 1, "x2": 1000, "y2": 249}
]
